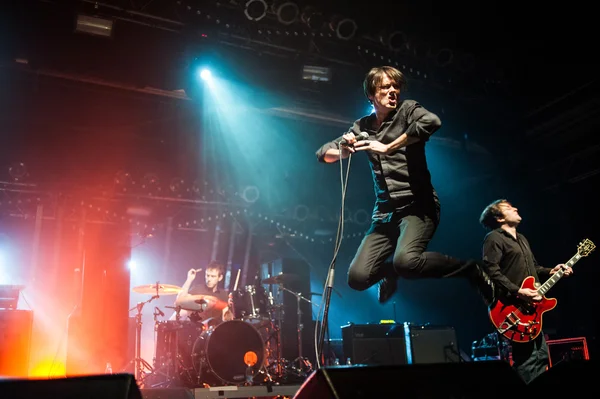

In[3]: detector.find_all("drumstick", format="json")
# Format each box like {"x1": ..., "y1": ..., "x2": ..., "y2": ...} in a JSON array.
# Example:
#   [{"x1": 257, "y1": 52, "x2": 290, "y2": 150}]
[{"x1": 233, "y1": 269, "x2": 241, "y2": 292}]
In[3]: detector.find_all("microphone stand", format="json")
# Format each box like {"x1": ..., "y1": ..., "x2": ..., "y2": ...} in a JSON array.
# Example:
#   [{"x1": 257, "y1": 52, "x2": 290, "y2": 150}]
[
  {"x1": 316, "y1": 141, "x2": 351, "y2": 367},
  {"x1": 317, "y1": 268, "x2": 335, "y2": 366}
]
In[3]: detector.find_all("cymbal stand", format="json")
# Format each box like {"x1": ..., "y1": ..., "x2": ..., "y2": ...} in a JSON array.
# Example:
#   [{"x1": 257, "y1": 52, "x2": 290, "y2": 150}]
[
  {"x1": 266, "y1": 293, "x2": 284, "y2": 379},
  {"x1": 278, "y1": 285, "x2": 313, "y2": 375},
  {"x1": 127, "y1": 282, "x2": 161, "y2": 384}
]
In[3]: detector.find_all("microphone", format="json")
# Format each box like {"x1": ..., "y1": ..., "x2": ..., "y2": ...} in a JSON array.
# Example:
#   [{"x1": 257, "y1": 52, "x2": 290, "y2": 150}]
[{"x1": 340, "y1": 131, "x2": 369, "y2": 146}]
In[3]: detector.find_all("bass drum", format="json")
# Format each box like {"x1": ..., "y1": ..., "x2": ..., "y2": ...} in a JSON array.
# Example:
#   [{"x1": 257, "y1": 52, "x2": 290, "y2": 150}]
[{"x1": 192, "y1": 320, "x2": 266, "y2": 385}]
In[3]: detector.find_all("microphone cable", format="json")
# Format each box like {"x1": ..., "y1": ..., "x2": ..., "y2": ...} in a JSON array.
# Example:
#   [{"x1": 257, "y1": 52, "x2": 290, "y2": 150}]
[{"x1": 314, "y1": 140, "x2": 353, "y2": 368}]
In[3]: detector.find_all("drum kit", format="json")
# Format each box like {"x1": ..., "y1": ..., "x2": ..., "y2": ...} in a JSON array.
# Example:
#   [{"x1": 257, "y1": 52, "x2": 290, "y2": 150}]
[{"x1": 128, "y1": 273, "x2": 315, "y2": 388}]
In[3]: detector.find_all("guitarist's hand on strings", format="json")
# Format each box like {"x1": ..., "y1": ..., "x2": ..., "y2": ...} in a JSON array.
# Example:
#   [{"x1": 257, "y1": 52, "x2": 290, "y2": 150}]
[
  {"x1": 550, "y1": 263, "x2": 573, "y2": 277},
  {"x1": 517, "y1": 287, "x2": 542, "y2": 302}
]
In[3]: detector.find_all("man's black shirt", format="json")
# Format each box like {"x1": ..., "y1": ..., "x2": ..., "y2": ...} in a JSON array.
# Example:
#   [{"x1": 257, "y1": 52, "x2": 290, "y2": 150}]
[{"x1": 482, "y1": 228, "x2": 552, "y2": 298}]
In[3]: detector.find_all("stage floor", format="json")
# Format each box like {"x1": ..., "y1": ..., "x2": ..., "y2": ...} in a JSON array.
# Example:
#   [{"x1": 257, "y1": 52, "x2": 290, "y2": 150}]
[{"x1": 141, "y1": 383, "x2": 302, "y2": 399}]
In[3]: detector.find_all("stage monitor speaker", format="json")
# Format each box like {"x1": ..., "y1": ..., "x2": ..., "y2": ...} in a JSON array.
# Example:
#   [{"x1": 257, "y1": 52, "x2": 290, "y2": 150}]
[
  {"x1": 528, "y1": 359, "x2": 597, "y2": 394},
  {"x1": 0, "y1": 309, "x2": 33, "y2": 377},
  {"x1": 293, "y1": 361, "x2": 524, "y2": 399},
  {"x1": 0, "y1": 373, "x2": 142, "y2": 399}
]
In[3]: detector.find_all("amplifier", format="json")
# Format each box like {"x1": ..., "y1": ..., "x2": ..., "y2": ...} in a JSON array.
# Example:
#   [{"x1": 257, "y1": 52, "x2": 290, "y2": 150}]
[
  {"x1": 405, "y1": 323, "x2": 460, "y2": 364},
  {"x1": 547, "y1": 337, "x2": 590, "y2": 367},
  {"x1": 341, "y1": 323, "x2": 407, "y2": 366},
  {"x1": 341, "y1": 322, "x2": 460, "y2": 366}
]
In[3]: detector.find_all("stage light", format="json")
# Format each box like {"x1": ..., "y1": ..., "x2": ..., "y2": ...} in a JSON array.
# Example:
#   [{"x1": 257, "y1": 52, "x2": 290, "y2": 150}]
[
  {"x1": 128, "y1": 260, "x2": 137, "y2": 270},
  {"x1": 199, "y1": 68, "x2": 212, "y2": 81},
  {"x1": 329, "y1": 15, "x2": 357, "y2": 40},
  {"x1": 8, "y1": 162, "x2": 28, "y2": 182},
  {"x1": 300, "y1": 6, "x2": 325, "y2": 30},
  {"x1": 244, "y1": 0, "x2": 268, "y2": 22},
  {"x1": 272, "y1": 1, "x2": 299, "y2": 25},
  {"x1": 241, "y1": 186, "x2": 260, "y2": 203},
  {"x1": 435, "y1": 48, "x2": 454, "y2": 67},
  {"x1": 75, "y1": 14, "x2": 114, "y2": 37},
  {"x1": 293, "y1": 205, "x2": 310, "y2": 222},
  {"x1": 387, "y1": 30, "x2": 408, "y2": 52}
]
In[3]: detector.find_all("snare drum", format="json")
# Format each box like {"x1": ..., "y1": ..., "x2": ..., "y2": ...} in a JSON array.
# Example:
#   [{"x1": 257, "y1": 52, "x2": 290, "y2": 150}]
[{"x1": 191, "y1": 320, "x2": 266, "y2": 385}]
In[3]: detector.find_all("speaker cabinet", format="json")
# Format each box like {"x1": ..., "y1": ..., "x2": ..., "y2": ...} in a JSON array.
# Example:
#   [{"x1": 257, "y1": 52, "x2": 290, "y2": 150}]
[
  {"x1": 341, "y1": 323, "x2": 459, "y2": 366},
  {"x1": 293, "y1": 361, "x2": 524, "y2": 399},
  {"x1": 0, "y1": 373, "x2": 142, "y2": 399},
  {"x1": 341, "y1": 323, "x2": 407, "y2": 365},
  {"x1": 406, "y1": 323, "x2": 460, "y2": 363},
  {"x1": 0, "y1": 309, "x2": 33, "y2": 377}
]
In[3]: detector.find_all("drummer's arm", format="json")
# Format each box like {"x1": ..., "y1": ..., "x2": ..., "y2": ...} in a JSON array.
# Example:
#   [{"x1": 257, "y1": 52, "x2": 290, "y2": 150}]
[
  {"x1": 175, "y1": 269, "x2": 197, "y2": 305},
  {"x1": 222, "y1": 293, "x2": 235, "y2": 321}
]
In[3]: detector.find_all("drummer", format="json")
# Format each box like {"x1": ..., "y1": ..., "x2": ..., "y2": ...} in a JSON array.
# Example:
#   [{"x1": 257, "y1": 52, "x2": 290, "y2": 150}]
[{"x1": 170, "y1": 261, "x2": 234, "y2": 327}]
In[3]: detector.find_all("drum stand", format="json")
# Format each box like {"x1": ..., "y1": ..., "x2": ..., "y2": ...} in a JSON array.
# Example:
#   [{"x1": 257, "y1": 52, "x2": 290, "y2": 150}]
[{"x1": 278, "y1": 285, "x2": 314, "y2": 376}]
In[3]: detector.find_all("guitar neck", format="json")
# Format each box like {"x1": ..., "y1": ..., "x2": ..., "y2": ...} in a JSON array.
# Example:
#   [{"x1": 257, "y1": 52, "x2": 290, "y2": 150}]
[{"x1": 537, "y1": 253, "x2": 581, "y2": 296}]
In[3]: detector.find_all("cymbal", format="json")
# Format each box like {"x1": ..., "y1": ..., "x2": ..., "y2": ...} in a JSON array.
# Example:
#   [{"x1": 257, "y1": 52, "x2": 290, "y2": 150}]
[
  {"x1": 132, "y1": 284, "x2": 181, "y2": 295},
  {"x1": 175, "y1": 294, "x2": 228, "y2": 312},
  {"x1": 261, "y1": 273, "x2": 299, "y2": 285}
]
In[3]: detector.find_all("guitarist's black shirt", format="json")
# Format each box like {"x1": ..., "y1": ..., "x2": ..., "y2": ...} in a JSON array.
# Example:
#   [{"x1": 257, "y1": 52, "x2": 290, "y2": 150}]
[{"x1": 482, "y1": 228, "x2": 552, "y2": 298}]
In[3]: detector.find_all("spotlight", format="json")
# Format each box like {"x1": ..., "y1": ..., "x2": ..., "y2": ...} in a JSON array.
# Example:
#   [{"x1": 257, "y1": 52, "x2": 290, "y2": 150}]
[
  {"x1": 301, "y1": 6, "x2": 325, "y2": 30},
  {"x1": 244, "y1": 0, "x2": 268, "y2": 22},
  {"x1": 435, "y1": 48, "x2": 454, "y2": 67},
  {"x1": 386, "y1": 30, "x2": 408, "y2": 52},
  {"x1": 329, "y1": 15, "x2": 357, "y2": 40},
  {"x1": 8, "y1": 162, "x2": 28, "y2": 182},
  {"x1": 272, "y1": 1, "x2": 299, "y2": 25},
  {"x1": 199, "y1": 68, "x2": 212, "y2": 81},
  {"x1": 293, "y1": 205, "x2": 310, "y2": 222},
  {"x1": 241, "y1": 186, "x2": 260, "y2": 203}
]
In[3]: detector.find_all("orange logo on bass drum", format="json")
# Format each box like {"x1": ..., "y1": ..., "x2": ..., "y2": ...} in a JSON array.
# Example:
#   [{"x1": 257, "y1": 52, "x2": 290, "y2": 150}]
[{"x1": 244, "y1": 351, "x2": 258, "y2": 366}]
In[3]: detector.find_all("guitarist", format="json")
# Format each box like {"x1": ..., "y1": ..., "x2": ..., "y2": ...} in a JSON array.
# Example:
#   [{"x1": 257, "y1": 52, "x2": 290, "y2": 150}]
[{"x1": 479, "y1": 199, "x2": 573, "y2": 384}]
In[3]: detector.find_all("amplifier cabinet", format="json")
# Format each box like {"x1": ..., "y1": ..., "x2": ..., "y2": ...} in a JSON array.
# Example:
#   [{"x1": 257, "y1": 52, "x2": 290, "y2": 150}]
[
  {"x1": 546, "y1": 337, "x2": 590, "y2": 367},
  {"x1": 341, "y1": 322, "x2": 460, "y2": 366},
  {"x1": 341, "y1": 323, "x2": 407, "y2": 366},
  {"x1": 405, "y1": 323, "x2": 460, "y2": 364}
]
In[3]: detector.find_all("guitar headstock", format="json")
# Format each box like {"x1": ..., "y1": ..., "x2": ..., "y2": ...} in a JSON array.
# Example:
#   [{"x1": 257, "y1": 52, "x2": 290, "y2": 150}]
[{"x1": 578, "y1": 239, "x2": 596, "y2": 257}]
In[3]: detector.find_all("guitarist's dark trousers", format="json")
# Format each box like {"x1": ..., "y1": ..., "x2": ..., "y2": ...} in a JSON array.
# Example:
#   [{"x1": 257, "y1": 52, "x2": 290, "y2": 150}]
[{"x1": 505, "y1": 333, "x2": 549, "y2": 384}]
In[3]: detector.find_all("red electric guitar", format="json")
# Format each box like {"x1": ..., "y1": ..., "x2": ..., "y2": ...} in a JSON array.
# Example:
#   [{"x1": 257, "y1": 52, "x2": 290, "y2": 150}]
[{"x1": 489, "y1": 238, "x2": 595, "y2": 343}]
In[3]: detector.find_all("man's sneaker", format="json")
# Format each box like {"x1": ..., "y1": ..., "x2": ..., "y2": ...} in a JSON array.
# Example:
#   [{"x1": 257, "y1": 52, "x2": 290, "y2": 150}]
[{"x1": 378, "y1": 275, "x2": 399, "y2": 304}]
